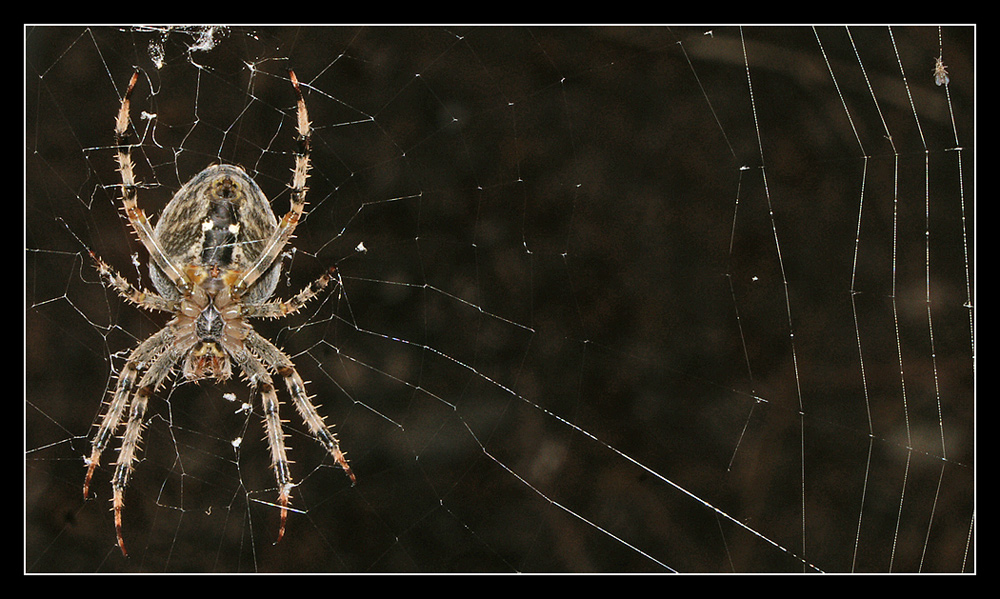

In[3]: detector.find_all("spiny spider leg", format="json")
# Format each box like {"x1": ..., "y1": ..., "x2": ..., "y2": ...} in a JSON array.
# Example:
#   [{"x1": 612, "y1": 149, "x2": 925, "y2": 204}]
[{"x1": 234, "y1": 70, "x2": 312, "y2": 297}]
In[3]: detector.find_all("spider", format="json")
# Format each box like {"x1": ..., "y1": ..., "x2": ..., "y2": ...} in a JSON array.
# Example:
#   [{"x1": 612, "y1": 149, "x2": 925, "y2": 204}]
[{"x1": 83, "y1": 70, "x2": 355, "y2": 556}]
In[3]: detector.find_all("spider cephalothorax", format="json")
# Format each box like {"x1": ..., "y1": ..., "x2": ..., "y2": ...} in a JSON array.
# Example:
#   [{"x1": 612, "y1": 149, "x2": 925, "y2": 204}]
[{"x1": 84, "y1": 71, "x2": 354, "y2": 556}]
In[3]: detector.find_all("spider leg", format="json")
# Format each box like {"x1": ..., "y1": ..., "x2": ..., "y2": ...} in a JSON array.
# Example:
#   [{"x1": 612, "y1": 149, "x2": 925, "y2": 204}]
[
  {"x1": 230, "y1": 348, "x2": 294, "y2": 543},
  {"x1": 245, "y1": 330, "x2": 355, "y2": 483},
  {"x1": 233, "y1": 330, "x2": 353, "y2": 544},
  {"x1": 108, "y1": 336, "x2": 184, "y2": 556},
  {"x1": 242, "y1": 267, "x2": 337, "y2": 319},
  {"x1": 84, "y1": 327, "x2": 175, "y2": 500},
  {"x1": 261, "y1": 378, "x2": 294, "y2": 543},
  {"x1": 111, "y1": 387, "x2": 149, "y2": 557},
  {"x1": 113, "y1": 71, "x2": 191, "y2": 295},
  {"x1": 90, "y1": 251, "x2": 178, "y2": 313},
  {"x1": 84, "y1": 251, "x2": 177, "y2": 499},
  {"x1": 234, "y1": 70, "x2": 311, "y2": 297}
]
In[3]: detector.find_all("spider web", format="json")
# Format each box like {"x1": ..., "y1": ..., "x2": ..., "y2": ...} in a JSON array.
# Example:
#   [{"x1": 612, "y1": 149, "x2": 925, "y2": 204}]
[{"x1": 25, "y1": 25, "x2": 975, "y2": 573}]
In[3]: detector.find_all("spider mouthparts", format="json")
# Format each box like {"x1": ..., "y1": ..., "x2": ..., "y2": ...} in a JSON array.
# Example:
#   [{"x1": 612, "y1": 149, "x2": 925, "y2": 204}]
[{"x1": 184, "y1": 341, "x2": 232, "y2": 381}]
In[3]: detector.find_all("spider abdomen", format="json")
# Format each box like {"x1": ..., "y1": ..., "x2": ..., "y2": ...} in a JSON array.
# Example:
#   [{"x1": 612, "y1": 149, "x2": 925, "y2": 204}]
[
  {"x1": 151, "y1": 164, "x2": 281, "y2": 305},
  {"x1": 200, "y1": 193, "x2": 239, "y2": 267}
]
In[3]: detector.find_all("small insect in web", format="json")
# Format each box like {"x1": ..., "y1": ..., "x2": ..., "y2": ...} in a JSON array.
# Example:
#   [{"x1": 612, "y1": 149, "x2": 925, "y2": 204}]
[
  {"x1": 83, "y1": 70, "x2": 355, "y2": 556},
  {"x1": 933, "y1": 55, "x2": 950, "y2": 87}
]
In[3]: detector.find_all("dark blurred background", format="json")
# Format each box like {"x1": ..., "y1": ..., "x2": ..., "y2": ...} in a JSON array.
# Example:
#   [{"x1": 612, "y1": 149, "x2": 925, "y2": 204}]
[{"x1": 26, "y1": 26, "x2": 974, "y2": 572}]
